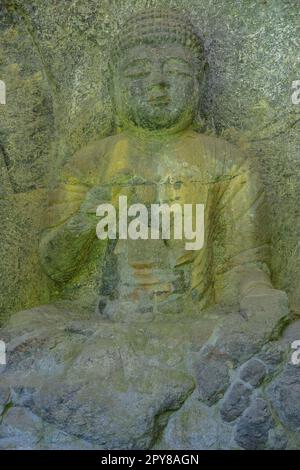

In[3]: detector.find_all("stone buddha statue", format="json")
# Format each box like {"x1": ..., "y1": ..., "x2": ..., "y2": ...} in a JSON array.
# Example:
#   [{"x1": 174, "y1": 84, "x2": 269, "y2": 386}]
[
  {"x1": 39, "y1": 9, "x2": 286, "y2": 322},
  {"x1": 0, "y1": 10, "x2": 292, "y2": 451}
]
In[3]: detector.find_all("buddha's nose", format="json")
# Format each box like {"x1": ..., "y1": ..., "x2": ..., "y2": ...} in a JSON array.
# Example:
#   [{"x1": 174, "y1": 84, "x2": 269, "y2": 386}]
[
  {"x1": 148, "y1": 67, "x2": 169, "y2": 91},
  {"x1": 150, "y1": 80, "x2": 168, "y2": 92},
  {"x1": 148, "y1": 73, "x2": 169, "y2": 103}
]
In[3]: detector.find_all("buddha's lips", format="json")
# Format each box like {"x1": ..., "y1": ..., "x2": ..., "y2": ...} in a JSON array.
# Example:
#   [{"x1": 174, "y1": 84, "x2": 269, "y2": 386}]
[{"x1": 148, "y1": 95, "x2": 170, "y2": 105}]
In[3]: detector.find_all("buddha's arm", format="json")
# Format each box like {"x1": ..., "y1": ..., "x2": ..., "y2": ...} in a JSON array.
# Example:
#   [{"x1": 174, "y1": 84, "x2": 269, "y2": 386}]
[
  {"x1": 40, "y1": 185, "x2": 96, "y2": 282},
  {"x1": 192, "y1": 139, "x2": 288, "y2": 312},
  {"x1": 39, "y1": 138, "x2": 110, "y2": 284},
  {"x1": 39, "y1": 182, "x2": 103, "y2": 284},
  {"x1": 213, "y1": 151, "x2": 288, "y2": 311}
]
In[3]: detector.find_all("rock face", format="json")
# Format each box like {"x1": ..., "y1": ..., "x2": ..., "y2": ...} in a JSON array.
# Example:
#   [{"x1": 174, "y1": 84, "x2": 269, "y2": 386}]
[
  {"x1": 0, "y1": 304, "x2": 214, "y2": 449},
  {"x1": 1, "y1": 0, "x2": 300, "y2": 321},
  {"x1": 0, "y1": 0, "x2": 299, "y2": 451},
  {"x1": 157, "y1": 317, "x2": 300, "y2": 450},
  {"x1": 0, "y1": 302, "x2": 299, "y2": 450}
]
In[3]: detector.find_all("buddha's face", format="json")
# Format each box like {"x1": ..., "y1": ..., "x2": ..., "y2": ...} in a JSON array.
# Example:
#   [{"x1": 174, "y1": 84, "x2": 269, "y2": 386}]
[{"x1": 114, "y1": 44, "x2": 202, "y2": 131}]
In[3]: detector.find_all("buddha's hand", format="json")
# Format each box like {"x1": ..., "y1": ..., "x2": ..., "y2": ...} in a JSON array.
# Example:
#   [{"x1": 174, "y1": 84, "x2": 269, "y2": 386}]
[
  {"x1": 240, "y1": 286, "x2": 289, "y2": 323},
  {"x1": 80, "y1": 186, "x2": 110, "y2": 216},
  {"x1": 66, "y1": 186, "x2": 109, "y2": 235}
]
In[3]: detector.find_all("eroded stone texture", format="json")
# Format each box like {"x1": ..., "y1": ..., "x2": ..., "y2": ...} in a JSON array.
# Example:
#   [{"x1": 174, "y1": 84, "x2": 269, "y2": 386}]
[
  {"x1": 0, "y1": 1, "x2": 299, "y2": 451},
  {"x1": 239, "y1": 358, "x2": 266, "y2": 387},
  {"x1": 267, "y1": 364, "x2": 300, "y2": 432},
  {"x1": 1, "y1": 0, "x2": 299, "y2": 319},
  {"x1": 157, "y1": 319, "x2": 300, "y2": 450},
  {"x1": 220, "y1": 380, "x2": 253, "y2": 423},
  {"x1": 195, "y1": 346, "x2": 231, "y2": 405},
  {"x1": 234, "y1": 397, "x2": 273, "y2": 450},
  {"x1": 0, "y1": 304, "x2": 217, "y2": 449},
  {"x1": 0, "y1": 303, "x2": 298, "y2": 449},
  {"x1": 155, "y1": 392, "x2": 234, "y2": 450},
  {"x1": 0, "y1": 191, "x2": 52, "y2": 324}
]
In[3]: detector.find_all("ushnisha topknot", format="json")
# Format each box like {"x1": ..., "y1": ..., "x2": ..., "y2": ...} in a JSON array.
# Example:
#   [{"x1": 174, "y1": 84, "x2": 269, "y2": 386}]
[{"x1": 113, "y1": 9, "x2": 205, "y2": 63}]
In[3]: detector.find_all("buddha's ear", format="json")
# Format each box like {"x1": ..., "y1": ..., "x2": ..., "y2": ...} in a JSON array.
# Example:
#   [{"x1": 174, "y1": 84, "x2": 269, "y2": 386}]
[
  {"x1": 107, "y1": 61, "x2": 124, "y2": 131},
  {"x1": 107, "y1": 61, "x2": 117, "y2": 98},
  {"x1": 197, "y1": 59, "x2": 209, "y2": 83},
  {"x1": 107, "y1": 61, "x2": 120, "y2": 107},
  {"x1": 195, "y1": 59, "x2": 208, "y2": 104}
]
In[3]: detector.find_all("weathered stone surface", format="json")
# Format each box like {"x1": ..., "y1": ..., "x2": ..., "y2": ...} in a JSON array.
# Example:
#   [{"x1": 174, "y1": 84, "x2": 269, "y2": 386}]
[
  {"x1": 1, "y1": 0, "x2": 299, "y2": 318},
  {"x1": 0, "y1": 304, "x2": 218, "y2": 449},
  {"x1": 0, "y1": 0, "x2": 299, "y2": 451},
  {"x1": 197, "y1": 291, "x2": 289, "y2": 380},
  {"x1": 268, "y1": 427, "x2": 288, "y2": 451},
  {"x1": 234, "y1": 397, "x2": 273, "y2": 450},
  {"x1": 258, "y1": 343, "x2": 285, "y2": 371},
  {"x1": 195, "y1": 345, "x2": 230, "y2": 405},
  {"x1": 0, "y1": 407, "x2": 43, "y2": 449},
  {"x1": 282, "y1": 319, "x2": 300, "y2": 343},
  {"x1": 267, "y1": 364, "x2": 300, "y2": 432},
  {"x1": 157, "y1": 319, "x2": 300, "y2": 450},
  {"x1": 0, "y1": 406, "x2": 96, "y2": 450},
  {"x1": 220, "y1": 380, "x2": 253, "y2": 422},
  {"x1": 193, "y1": 289, "x2": 289, "y2": 411},
  {"x1": 156, "y1": 392, "x2": 233, "y2": 450},
  {"x1": 1, "y1": 308, "x2": 300, "y2": 449},
  {"x1": 239, "y1": 358, "x2": 266, "y2": 387},
  {"x1": 0, "y1": 191, "x2": 52, "y2": 325}
]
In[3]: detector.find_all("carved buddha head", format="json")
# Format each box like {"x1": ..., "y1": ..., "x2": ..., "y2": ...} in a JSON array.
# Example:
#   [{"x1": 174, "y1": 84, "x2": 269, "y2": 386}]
[{"x1": 112, "y1": 10, "x2": 206, "y2": 133}]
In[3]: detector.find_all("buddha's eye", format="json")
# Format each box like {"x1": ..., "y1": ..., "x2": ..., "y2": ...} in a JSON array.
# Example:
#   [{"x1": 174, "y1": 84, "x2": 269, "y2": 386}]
[
  {"x1": 124, "y1": 68, "x2": 151, "y2": 79},
  {"x1": 163, "y1": 59, "x2": 193, "y2": 78},
  {"x1": 123, "y1": 61, "x2": 151, "y2": 79},
  {"x1": 164, "y1": 68, "x2": 192, "y2": 77}
]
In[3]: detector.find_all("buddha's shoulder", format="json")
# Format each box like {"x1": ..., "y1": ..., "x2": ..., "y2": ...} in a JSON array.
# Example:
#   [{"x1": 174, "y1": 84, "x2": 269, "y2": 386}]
[
  {"x1": 184, "y1": 130, "x2": 249, "y2": 172},
  {"x1": 186, "y1": 131, "x2": 245, "y2": 157},
  {"x1": 63, "y1": 133, "x2": 124, "y2": 178}
]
